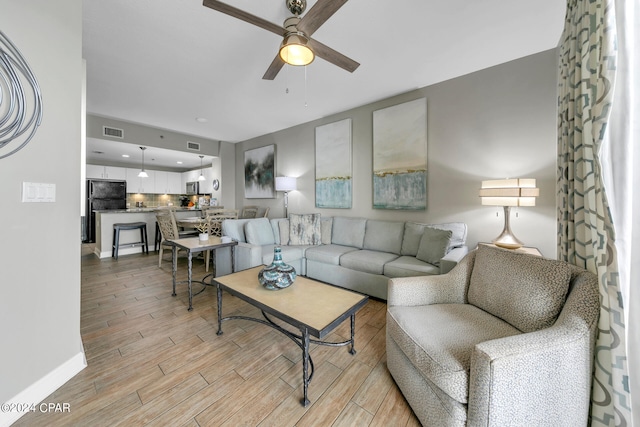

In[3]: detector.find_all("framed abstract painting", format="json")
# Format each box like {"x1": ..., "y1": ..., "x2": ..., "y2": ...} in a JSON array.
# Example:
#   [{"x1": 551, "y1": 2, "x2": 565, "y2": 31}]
[
  {"x1": 315, "y1": 118, "x2": 352, "y2": 208},
  {"x1": 372, "y1": 98, "x2": 427, "y2": 210},
  {"x1": 244, "y1": 144, "x2": 275, "y2": 198}
]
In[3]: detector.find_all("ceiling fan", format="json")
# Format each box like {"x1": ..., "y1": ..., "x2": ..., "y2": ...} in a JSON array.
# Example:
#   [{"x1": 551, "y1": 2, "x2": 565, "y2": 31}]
[{"x1": 203, "y1": 0, "x2": 360, "y2": 80}]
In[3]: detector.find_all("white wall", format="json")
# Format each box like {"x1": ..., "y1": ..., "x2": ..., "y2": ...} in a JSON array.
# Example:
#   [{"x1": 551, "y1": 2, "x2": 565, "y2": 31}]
[
  {"x1": 235, "y1": 49, "x2": 559, "y2": 257},
  {"x1": 0, "y1": 0, "x2": 85, "y2": 418}
]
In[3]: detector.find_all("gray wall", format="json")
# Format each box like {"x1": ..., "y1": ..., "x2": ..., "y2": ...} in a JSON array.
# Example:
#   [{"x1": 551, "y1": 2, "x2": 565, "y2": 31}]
[
  {"x1": 0, "y1": 0, "x2": 84, "y2": 405},
  {"x1": 236, "y1": 49, "x2": 558, "y2": 257},
  {"x1": 87, "y1": 114, "x2": 220, "y2": 158}
]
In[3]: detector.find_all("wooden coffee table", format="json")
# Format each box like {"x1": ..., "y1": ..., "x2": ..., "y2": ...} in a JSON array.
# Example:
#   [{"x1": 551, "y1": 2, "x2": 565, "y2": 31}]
[{"x1": 213, "y1": 266, "x2": 369, "y2": 406}]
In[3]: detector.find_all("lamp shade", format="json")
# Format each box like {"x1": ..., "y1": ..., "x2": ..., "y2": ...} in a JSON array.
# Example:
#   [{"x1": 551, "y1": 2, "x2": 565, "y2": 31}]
[
  {"x1": 279, "y1": 32, "x2": 314, "y2": 66},
  {"x1": 479, "y1": 179, "x2": 539, "y2": 207},
  {"x1": 275, "y1": 176, "x2": 297, "y2": 192}
]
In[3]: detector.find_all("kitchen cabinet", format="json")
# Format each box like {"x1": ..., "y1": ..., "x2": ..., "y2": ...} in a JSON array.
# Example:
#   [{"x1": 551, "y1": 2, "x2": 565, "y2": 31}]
[
  {"x1": 199, "y1": 167, "x2": 214, "y2": 194},
  {"x1": 154, "y1": 171, "x2": 182, "y2": 194},
  {"x1": 87, "y1": 164, "x2": 126, "y2": 180},
  {"x1": 126, "y1": 168, "x2": 155, "y2": 193},
  {"x1": 181, "y1": 167, "x2": 213, "y2": 194}
]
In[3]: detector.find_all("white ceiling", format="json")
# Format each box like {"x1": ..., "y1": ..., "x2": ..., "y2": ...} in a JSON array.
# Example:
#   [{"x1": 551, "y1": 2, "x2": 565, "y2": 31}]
[{"x1": 83, "y1": 0, "x2": 565, "y2": 165}]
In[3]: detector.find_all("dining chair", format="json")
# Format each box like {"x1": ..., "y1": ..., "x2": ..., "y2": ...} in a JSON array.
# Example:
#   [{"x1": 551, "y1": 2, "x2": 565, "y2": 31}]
[
  {"x1": 205, "y1": 209, "x2": 239, "y2": 237},
  {"x1": 241, "y1": 205, "x2": 259, "y2": 218},
  {"x1": 155, "y1": 210, "x2": 182, "y2": 268}
]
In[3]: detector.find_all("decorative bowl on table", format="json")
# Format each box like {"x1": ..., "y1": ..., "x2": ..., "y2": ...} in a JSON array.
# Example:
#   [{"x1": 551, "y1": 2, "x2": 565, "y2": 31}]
[{"x1": 258, "y1": 247, "x2": 296, "y2": 290}]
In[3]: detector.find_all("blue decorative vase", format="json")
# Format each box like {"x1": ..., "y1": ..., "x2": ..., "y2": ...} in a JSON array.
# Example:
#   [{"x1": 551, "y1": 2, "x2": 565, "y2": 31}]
[{"x1": 258, "y1": 247, "x2": 296, "y2": 290}]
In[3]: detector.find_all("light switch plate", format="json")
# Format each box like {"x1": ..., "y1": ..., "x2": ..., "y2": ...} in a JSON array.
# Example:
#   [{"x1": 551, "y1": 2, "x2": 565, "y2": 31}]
[{"x1": 22, "y1": 182, "x2": 56, "y2": 203}]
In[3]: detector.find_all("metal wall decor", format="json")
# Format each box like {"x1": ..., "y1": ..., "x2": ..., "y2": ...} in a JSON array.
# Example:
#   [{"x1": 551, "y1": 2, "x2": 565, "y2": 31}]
[{"x1": 0, "y1": 30, "x2": 43, "y2": 160}]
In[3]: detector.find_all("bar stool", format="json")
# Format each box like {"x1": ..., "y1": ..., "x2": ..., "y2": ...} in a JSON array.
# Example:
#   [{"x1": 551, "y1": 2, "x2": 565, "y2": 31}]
[{"x1": 112, "y1": 222, "x2": 149, "y2": 260}]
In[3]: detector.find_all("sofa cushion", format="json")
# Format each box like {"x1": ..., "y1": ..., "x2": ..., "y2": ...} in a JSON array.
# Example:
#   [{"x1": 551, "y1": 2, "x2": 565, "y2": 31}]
[
  {"x1": 270, "y1": 218, "x2": 287, "y2": 245},
  {"x1": 221, "y1": 218, "x2": 252, "y2": 243},
  {"x1": 332, "y1": 217, "x2": 366, "y2": 248},
  {"x1": 384, "y1": 256, "x2": 441, "y2": 277},
  {"x1": 339, "y1": 250, "x2": 399, "y2": 275},
  {"x1": 468, "y1": 244, "x2": 572, "y2": 333},
  {"x1": 305, "y1": 244, "x2": 357, "y2": 265},
  {"x1": 401, "y1": 222, "x2": 468, "y2": 256},
  {"x1": 363, "y1": 220, "x2": 405, "y2": 255},
  {"x1": 277, "y1": 219, "x2": 289, "y2": 245},
  {"x1": 416, "y1": 227, "x2": 453, "y2": 266},
  {"x1": 387, "y1": 303, "x2": 521, "y2": 403},
  {"x1": 289, "y1": 213, "x2": 321, "y2": 245},
  {"x1": 321, "y1": 217, "x2": 333, "y2": 244},
  {"x1": 244, "y1": 218, "x2": 275, "y2": 246}
]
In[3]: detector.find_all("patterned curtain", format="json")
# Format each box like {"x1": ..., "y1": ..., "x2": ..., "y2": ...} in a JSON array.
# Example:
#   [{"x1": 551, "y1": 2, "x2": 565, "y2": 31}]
[{"x1": 557, "y1": 0, "x2": 631, "y2": 425}]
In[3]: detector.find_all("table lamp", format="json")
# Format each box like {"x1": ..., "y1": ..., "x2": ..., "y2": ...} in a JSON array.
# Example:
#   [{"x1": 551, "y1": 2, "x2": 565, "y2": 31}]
[{"x1": 479, "y1": 178, "x2": 539, "y2": 249}]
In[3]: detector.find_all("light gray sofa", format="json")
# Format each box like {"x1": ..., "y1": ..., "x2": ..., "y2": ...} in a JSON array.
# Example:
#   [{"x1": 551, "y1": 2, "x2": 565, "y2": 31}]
[
  {"x1": 386, "y1": 244, "x2": 600, "y2": 426},
  {"x1": 222, "y1": 214, "x2": 468, "y2": 300}
]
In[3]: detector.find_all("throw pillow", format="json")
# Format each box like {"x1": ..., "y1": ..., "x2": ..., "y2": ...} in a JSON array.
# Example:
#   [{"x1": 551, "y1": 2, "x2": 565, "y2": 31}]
[
  {"x1": 289, "y1": 213, "x2": 321, "y2": 245},
  {"x1": 415, "y1": 227, "x2": 453, "y2": 266}
]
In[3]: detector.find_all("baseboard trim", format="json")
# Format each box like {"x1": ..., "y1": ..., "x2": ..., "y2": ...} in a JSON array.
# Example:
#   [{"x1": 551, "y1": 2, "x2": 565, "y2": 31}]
[{"x1": 0, "y1": 352, "x2": 86, "y2": 427}]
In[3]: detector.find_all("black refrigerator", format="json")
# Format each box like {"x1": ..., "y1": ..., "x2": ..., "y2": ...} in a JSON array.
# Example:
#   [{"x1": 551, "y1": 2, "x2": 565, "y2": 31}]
[{"x1": 84, "y1": 179, "x2": 127, "y2": 243}]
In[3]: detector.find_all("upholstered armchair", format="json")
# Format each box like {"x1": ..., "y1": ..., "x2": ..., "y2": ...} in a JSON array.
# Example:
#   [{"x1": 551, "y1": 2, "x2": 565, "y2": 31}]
[{"x1": 386, "y1": 244, "x2": 600, "y2": 426}]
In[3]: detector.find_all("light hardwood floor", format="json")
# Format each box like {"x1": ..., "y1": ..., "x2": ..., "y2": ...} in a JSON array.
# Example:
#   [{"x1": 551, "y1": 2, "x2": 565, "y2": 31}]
[{"x1": 14, "y1": 246, "x2": 420, "y2": 426}]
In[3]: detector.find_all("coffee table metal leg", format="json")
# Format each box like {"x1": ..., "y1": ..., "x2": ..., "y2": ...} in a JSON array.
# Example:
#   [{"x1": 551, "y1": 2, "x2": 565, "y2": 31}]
[
  {"x1": 187, "y1": 252, "x2": 193, "y2": 311},
  {"x1": 301, "y1": 327, "x2": 311, "y2": 407},
  {"x1": 171, "y1": 245, "x2": 177, "y2": 297},
  {"x1": 216, "y1": 285, "x2": 223, "y2": 336},
  {"x1": 349, "y1": 314, "x2": 357, "y2": 355}
]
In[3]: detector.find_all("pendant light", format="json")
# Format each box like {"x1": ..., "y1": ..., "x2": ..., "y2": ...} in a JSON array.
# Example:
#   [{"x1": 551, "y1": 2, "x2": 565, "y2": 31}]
[
  {"x1": 198, "y1": 155, "x2": 205, "y2": 181},
  {"x1": 137, "y1": 146, "x2": 148, "y2": 178}
]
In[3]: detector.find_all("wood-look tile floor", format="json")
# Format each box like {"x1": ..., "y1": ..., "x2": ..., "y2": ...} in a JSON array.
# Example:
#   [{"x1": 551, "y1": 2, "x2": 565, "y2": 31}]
[{"x1": 14, "y1": 247, "x2": 420, "y2": 426}]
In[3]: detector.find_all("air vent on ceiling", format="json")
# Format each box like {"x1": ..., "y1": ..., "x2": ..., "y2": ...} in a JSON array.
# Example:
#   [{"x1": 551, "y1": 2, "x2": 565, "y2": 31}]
[
  {"x1": 187, "y1": 141, "x2": 201, "y2": 151},
  {"x1": 103, "y1": 126, "x2": 124, "y2": 139}
]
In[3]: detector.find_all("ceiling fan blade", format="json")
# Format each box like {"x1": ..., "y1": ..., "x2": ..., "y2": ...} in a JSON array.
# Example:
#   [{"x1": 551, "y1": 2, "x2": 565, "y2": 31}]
[
  {"x1": 308, "y1": 38, "x2": 359, "y2": 73},
  {"x1": 202, "y1": 0, "x2": 284, "y2": 36},
  {"x1": 262, "y1": 55, "x2": 285, "y2": 80},
  {"x1": 297, "y1": 0, "x2": 349, "y2": 36}
]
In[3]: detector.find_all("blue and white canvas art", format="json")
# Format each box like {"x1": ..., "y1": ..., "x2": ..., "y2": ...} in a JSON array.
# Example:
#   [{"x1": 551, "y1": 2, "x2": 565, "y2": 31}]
[
  {"x1": 315, "y1": 119, "x2": 352, "y2": 208},
  {"x1": 373, "y1": 98, "x2": 427, "y2": 210},
  {"x1": 244, "y1": 144, "x2": 275, "y2": 198}
]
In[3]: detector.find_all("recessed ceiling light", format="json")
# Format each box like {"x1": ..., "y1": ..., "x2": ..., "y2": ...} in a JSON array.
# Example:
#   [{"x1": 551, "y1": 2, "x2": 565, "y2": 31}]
[
  {"x1": 195, "y1": 117, "x2": 208, "y2": 123},
  {"x1": 122, "y1": 154, "x2": 130, "y2": 158},
  {"x1": 177, "y1": 161, "x2": 183, "y2": 164}
]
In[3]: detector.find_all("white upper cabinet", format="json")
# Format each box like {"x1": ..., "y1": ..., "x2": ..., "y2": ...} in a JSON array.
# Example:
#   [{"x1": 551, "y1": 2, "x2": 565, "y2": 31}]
[
  {"x1": 87, "y1": 164, "x2": 126, "y2": 180},
  {"x1": 199, "y1": 167, "x2": 214, "y2": 194},
  {"x1": 153, "y1": 171, "x2": 183, "y2": 194},
  {"x1": 125, "y1": 168, "x2": 155, "y2": 194}
]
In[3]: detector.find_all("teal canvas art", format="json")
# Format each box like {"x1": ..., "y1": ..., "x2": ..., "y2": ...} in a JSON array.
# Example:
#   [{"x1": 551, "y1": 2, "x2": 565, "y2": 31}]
[
  {"x1": 373, "y1": 98, "x2": 427, "y2": 210},
  {"x1": 315, "y1": 119, "x2": 352, "y2": 208}
]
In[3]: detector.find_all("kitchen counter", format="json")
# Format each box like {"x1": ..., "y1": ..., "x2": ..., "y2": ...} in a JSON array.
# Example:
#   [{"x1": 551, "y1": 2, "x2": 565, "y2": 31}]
[
  {"x1": 93, "y1": 207, "x2": 202, "y2": 213},
  {"x1": 94, "y1": 209, "x2": 203, "y2": 258},
  {"x1": 93, "y1": 208, "x2": 234, "y2": 275}
]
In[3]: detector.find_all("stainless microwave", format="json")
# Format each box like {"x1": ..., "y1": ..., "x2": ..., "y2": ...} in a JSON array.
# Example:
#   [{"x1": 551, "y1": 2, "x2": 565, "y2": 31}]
[{"x1": 185, "y1": 181, "x2": 199, "y2": 195}]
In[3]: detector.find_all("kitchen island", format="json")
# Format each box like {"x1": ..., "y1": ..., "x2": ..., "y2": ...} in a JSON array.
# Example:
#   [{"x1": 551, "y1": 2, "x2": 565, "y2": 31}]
[
  {"x1": 94, "y1": 208, "x2": 201, "y2": 259},
  {"x1": 94, "y1": 208, "x2": 234, "y2": 275}
]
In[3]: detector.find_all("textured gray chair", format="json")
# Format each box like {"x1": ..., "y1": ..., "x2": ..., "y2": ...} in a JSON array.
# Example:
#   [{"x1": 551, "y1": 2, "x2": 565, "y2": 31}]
[{"x1": 386, "y1": 244, "x2": 600, "y2": 426}]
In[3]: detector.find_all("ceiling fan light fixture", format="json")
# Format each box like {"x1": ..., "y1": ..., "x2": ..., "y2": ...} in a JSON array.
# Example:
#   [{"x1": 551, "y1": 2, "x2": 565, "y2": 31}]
[{"x1": 279, "y1": 32, "x2": 314, "y2": 66}]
